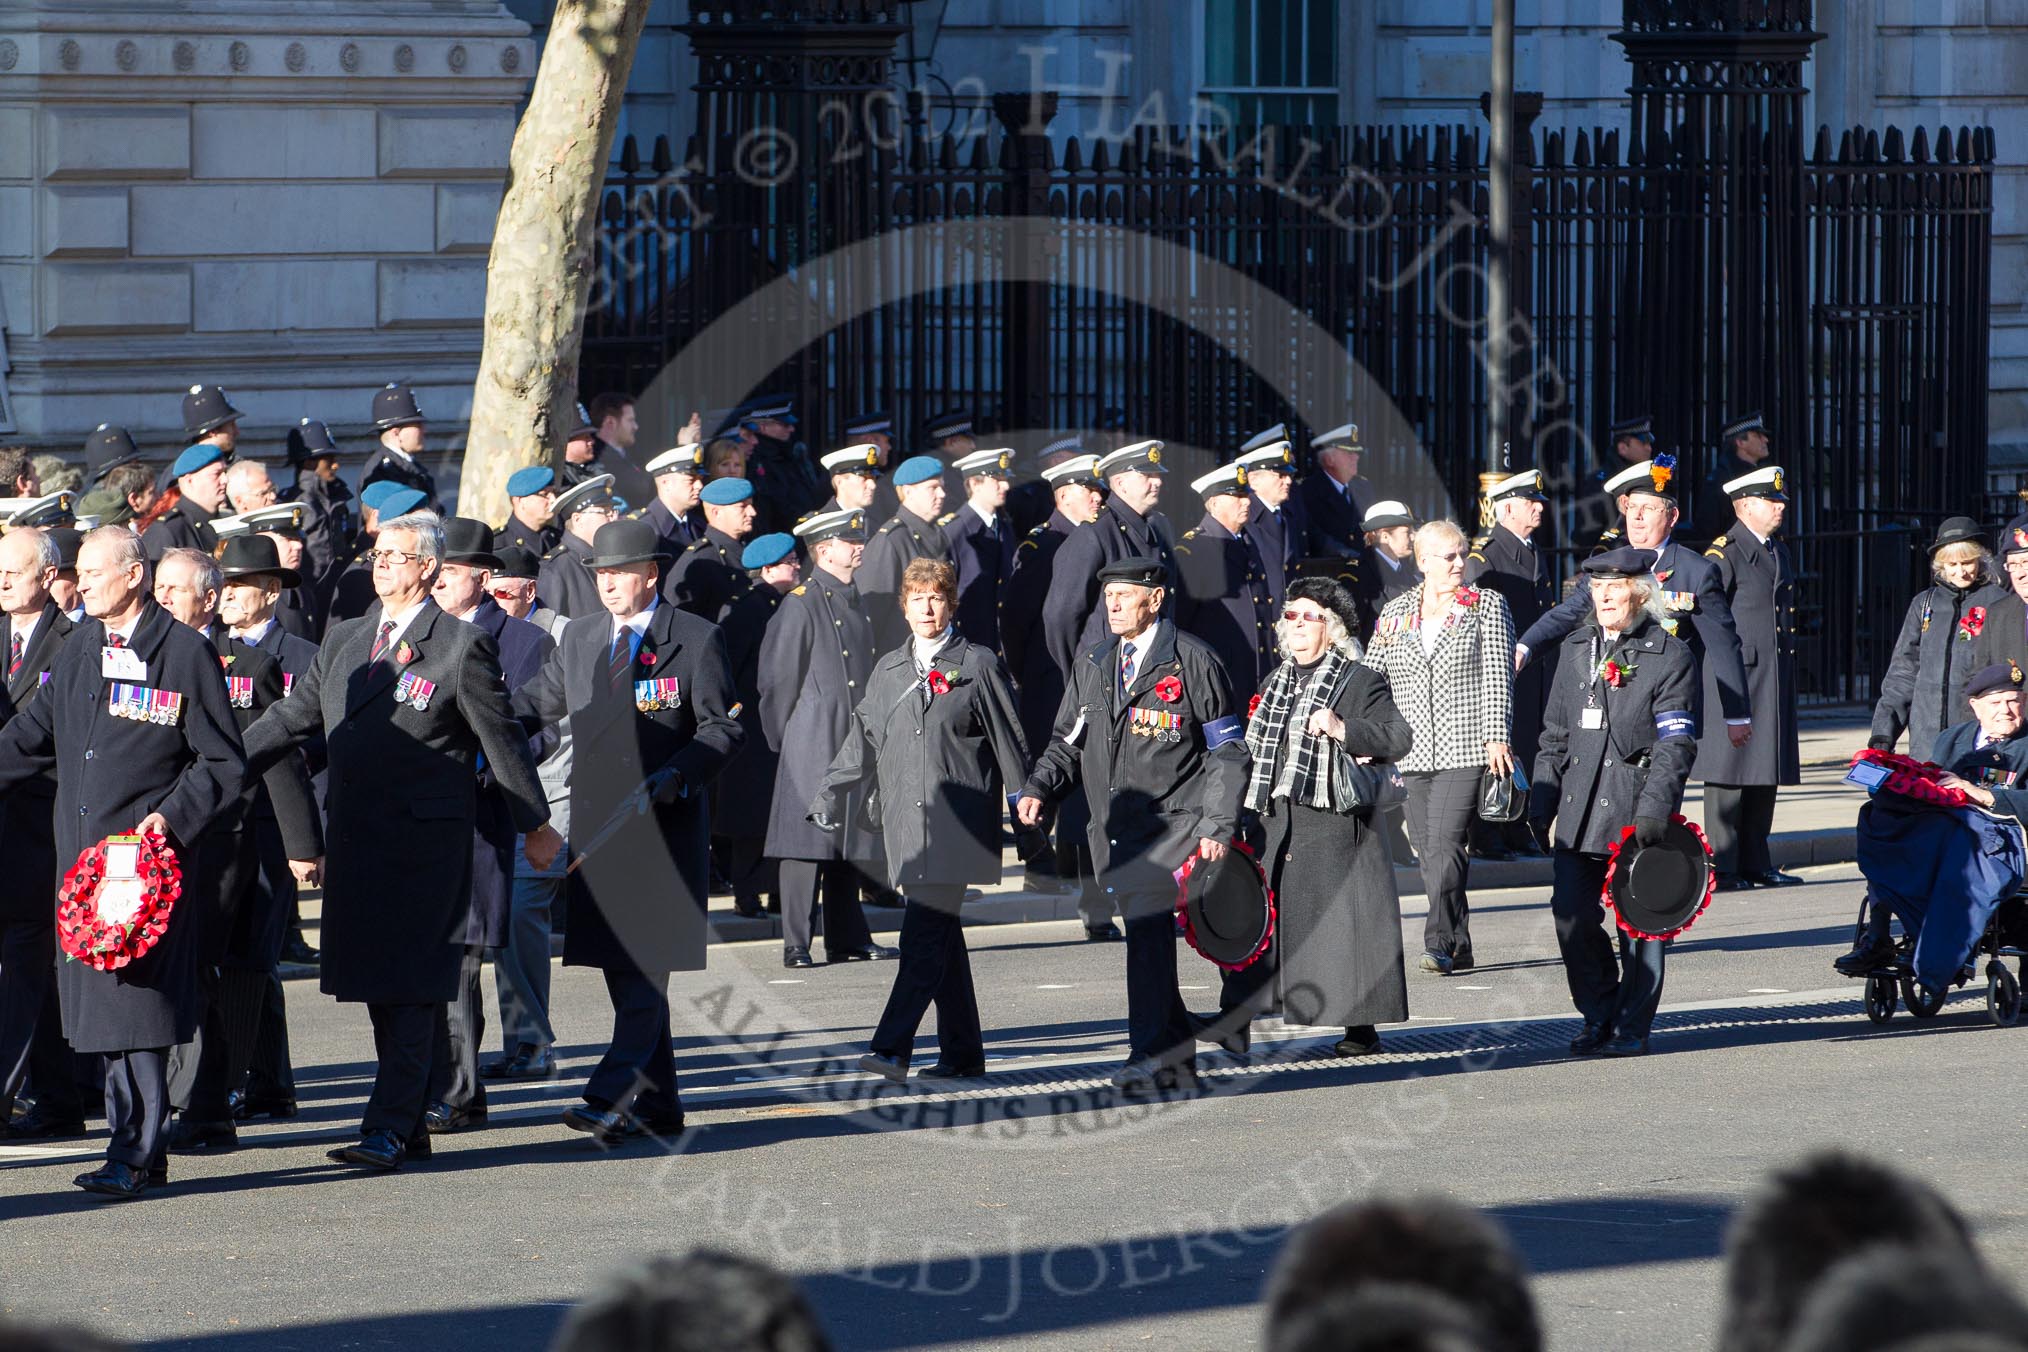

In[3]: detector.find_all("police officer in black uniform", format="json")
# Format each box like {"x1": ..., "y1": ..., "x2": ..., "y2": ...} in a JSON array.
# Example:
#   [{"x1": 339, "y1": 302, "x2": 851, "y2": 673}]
[
  {"x1": 1531, "y1": 547, "x2": 1701, "y2": 1058},
  {"x1": 1041, "y1": 440, "x2": 1177, "y2": 677},
  {"x1": 860, "y1": 456, "x2": 952, "y2": 654},
  {"x1": 942, "y1": 447, "x2": 1018, "y2": 654},
  {"x1": 281, "y1": 418, "x2": 356, "y2": 607},
  {"x1": 1174, "y1": 461, "x2": 1277, "y2": 699},
  {"x1": 1698, "y1": 464, "x2": 1803, "y2": 890},
  {"x1": 182, "y1": 384, "x2": 242, "y2": 459},
  {"x1": 536, "y1": 474, "x2": 619, "y2": 621},
  {"x1": 1018, "y1": 557, "x2": 1249, "y2": 1093},
  {"x1": 359, "y1": 384, "x2": 437, "y2": 508},
  {"x1": 664, "y1": 476, "x2": 757, "y2": 620}
]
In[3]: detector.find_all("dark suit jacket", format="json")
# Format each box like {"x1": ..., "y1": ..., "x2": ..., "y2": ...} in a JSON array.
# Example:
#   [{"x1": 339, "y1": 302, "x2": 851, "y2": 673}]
[
  {"x1": 464, "y1": 599, "x2": 556, "y2": 945},
  {"x1": 1041, "y1": 500, "x2": 1177, "y2": 677},
  {"x1": 0, "y1": 602, "x2": 72, "y2": 920},
  {"x1": 943, "y1": 502, "x2": 1017, "y2": 653},
  {"x1": 1298, "y1": 473, "x2": 1373, "y2": 557},
  {"x1": 243, "y1": 600, "x2": 547, "y2": 1004},
  {"x1": 513, "y1": 600, "x2": 743, "y2": 974},
  {"x1": 140, "y1": 501, "x2": 218, "y2": 561},
  {"x1": 664, "y1": 527, "x2": 750, "y2": 622}
]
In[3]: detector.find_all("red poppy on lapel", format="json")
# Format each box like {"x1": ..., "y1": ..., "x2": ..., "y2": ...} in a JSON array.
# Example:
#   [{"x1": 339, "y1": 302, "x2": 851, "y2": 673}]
[
  {"x1": 1154, "y1": 674, "x2": 1183, "y2": 703},
  {"x1": 396, "y1": 640, "x2": 416, "y2": 665},
  {"x1": 926, "y1": 670, "x2": 951, "y2": 696},
  {"x1": 639, "y1": 649, "x2": 657, "y2": 667}
]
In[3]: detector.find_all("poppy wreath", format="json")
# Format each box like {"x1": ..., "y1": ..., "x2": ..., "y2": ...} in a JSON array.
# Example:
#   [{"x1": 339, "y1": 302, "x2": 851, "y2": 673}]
[
  {"x1": 56, "y1": 833, "x2": 182, "y2": 972},
  {"x1": 1599, "y1": 814, "x2": 1715, "y2": 942},
  {"x1": 1173, "y1": 840, "x2": 1276, "y2": 971},
  {"x1": 1850, "y1": 747, "x2": 1976, "y2": 810}
]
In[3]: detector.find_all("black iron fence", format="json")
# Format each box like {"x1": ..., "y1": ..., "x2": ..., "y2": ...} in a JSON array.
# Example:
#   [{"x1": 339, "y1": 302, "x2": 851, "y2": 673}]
[{"x1": 583, "y1": 108, "x2": 1993, "y2": 704}]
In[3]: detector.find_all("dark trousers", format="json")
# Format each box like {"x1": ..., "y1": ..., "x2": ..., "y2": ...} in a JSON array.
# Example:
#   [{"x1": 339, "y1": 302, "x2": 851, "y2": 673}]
[
  {"x1": 172, "y1": 966, "x2": 267, "y2": 1124},
  {"x1": 103, "y1": 1049, "x2": 170, "y2": 1168},
  {"x1": 870, "y1": 887, "x2": 983, "y2": 1069},
  {"x1": 1705, "y1": 784, "x2": 1778, "y2": 875},
  {"x1": 1550, "y1": 850, "x2": 1667, "y2": 1039},
  {"x1": 1405, "y1": 767, "x2": 1482, "y2": 958},
  {"x1": 722, "y1": 836, "x2": 776, "y2": 912},
  {"x1": 361, "y1": 1002, "x2": 435, "y2": 1140},
  {"x1": 1123, "y1": 911, "x2": 1197, "y2": 1070},
  {"x1": 0, "y1": 918, "x2": 82, "y2": 1119},
  {"x1": 778, "y1": 859, "x2": 873, "y2": 955},
  {"x1": 429, "y1": 945, "x2": 487, "y2": 1112},
  {"x1": 584, "y1": 967, "x2": 681, "y2": 1126},
  {"x1": 248, "y1": 971, "x2": 295, "y2": 1101}
]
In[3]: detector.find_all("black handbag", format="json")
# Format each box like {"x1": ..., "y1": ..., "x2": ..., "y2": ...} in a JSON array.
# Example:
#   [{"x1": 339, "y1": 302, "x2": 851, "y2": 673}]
[
  {"x1": 1331, "y1": 751, "x2": 1408, "y2": 815},
  {"x1": 1477, "y1": 768, "x2": 1528, "y2": 824}
]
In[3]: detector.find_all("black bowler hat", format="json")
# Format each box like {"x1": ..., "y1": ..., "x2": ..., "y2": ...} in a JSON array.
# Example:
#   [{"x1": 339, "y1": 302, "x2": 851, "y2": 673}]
[
  {"x1": 83, "y1": 424, "x2": 142, "y2": 483},
  {"x1": 182, "y1": 384, "x2": 241, "y2": 437},
  {"x1": 1930, "y1": 516, "x2": 1985, "y2": 555},
  {"x1": 217, "y1": 534, "x2": 302, "y2": 588},
  {"x1": 287, "y1": 418, "x2": 341, "y2": 464},
  {"x1": 588, "y1": 518, "x2": 670, "y2": 568},
  {"x1": 1097, "y1": 556, "x2": 1167, "y2": 589},
  {"x1": 1177, "y1": 849, "x2": 1274, "y2": 969},
  {"x1": 494, "y1": 545, "x2": 539, "y2": 581},
  {"x1": 442, "y1": 517, "x2": 503, "y2": 570},
  {"x1": 371, "y1": 383, "x2": 426, "y2": 431},
  {"x1": 1604, "y1": 815, "x2": 1714, "y2": 941}
]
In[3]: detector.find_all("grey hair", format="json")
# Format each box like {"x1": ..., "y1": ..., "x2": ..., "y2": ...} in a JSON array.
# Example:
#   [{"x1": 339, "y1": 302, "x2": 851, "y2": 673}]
[
  {"x1": 1412, "y1": 518, "x2": 1469, "y2": 563},
  {"x1": 1273, "y1": 605, "x2": 1364, "y2": 661},
  {"x1": 81, "y1": 524, "x2": 145, "y2": 570},
  {"x1": 378, "y1": 510, "x2": 445, "y2": 569},
  {"x1": 224, "y1": 459, "x2": 271, "y2": 492},
  {"x1": 7, "y1": 526, "x2": 61, "y2": 574},
  {"x1": 160, "y1": 546, "x2": 222, "y2": 598},
  {"x1": 1588, "y1": 572, "x2": 1668, "y2": 626}
]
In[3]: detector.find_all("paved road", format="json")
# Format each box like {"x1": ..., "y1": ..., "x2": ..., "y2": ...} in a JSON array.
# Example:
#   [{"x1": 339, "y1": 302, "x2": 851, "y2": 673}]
[{"x1": 6, "y1": 861, "x2": 2027, "y2": 1352}]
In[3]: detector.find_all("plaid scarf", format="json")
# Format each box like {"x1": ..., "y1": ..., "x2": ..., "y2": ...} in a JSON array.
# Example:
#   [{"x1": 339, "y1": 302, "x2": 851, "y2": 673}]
[{"x1": 1244, "y1": 647, "x2": 1356, "y2": 812}]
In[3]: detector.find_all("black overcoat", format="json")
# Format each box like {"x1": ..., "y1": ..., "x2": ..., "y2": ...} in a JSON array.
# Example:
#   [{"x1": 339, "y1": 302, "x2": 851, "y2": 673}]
[
  {"x1": 359, "y1": 446, "x2": 439, "y2": 510},
  {"x1": 513, "y1": 601, "x2": 742, "y2": 974},
  {"x1": 139, "y1": 501, "x2": 217, "y2": 561},
  {"x1": 0, "y1": 602, "x2": 73, "y2": 921},
  {"x1": 0, "y1": 601, "x2": 245, "y2": 1051},
  {"x1": 242, "y1": 600, "x2": 548, "y2": 1004},
  {"x1": 759, "y1": 569, "x2": 879, "y2": 862},
  {"x1": 1175, "y1": 514, "x2": 1278, "y2": 697},
  {"x1": 814, "y1": 638, "x2": 1028, "y2": 887},
  {"x1": 713, "y1": 581, "x2": 785, "y2": 827},
  {"x1": 1003, "y1": 511, "x2": 1073, "y2": 751},
  {"x1": 943, "y1": 504, "x2": 1016, "y2": 653},
  {"x1": 860, "y1": 507, "x2": 952, "y2": 653},
  {"x1": 1468, "y1": 524, "x2": 1555, "y2": 761},
  {"x1": 538, "y1": 532, "x2": 603, "y2": 620},
  {"x1": 1040, "y1": 499, "x2": 1177, "y2": 676},
  {"x1": 1872, "y1": 581, "x2": 2011, "y2": 762},
  {"x1": 466, "y1": 600, "x2": 555, "y2": 948},
  {"x1": 1296, "y1": 473, "x2": 1372, "y2": 557},
  {"x1": 664, "y1": 526, "x2": 749, "y2": 622},
  {"x1": 1693, "y1": 529, "x2": 1801, "y2": 786}
]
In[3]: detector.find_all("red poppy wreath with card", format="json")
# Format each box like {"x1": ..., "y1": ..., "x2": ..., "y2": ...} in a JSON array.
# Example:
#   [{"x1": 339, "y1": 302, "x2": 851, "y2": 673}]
[{"x1": 56, "y1": 832, "x2": 182, "y2": 972}]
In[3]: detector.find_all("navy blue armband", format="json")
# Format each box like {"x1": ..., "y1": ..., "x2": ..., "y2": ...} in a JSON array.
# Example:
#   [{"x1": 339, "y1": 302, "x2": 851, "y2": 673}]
[
  {"x1": 1655, "y1": 710, "x2": 1695, "y2": 741},
  {"x1": 1204, "y1": 715, "x2": 1244, "y2": 749}
]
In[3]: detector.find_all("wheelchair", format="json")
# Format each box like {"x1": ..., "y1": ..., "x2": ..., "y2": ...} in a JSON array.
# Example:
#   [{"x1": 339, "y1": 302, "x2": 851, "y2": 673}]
[{"x1": 1846, "y1": 890, "x2": 2027, "y2": 1027}]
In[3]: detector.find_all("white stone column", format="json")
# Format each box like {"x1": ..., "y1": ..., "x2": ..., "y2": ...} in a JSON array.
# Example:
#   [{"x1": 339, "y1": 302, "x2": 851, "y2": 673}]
[{"x1": 0, "y1": 1, "x2": 533, "y2": 470}]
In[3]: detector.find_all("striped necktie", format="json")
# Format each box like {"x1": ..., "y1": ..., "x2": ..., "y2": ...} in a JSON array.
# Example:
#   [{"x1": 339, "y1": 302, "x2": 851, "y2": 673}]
[
  {"x1": 609, "y1": 628, "x2": 634, "y2": 690},
  {"x1": 1120, "y1": 640, "x2": 1137, "y2": 696},
  {"x1": 367, "y1": 620, "x2": 395, "y2": 666},
  {"x1": 7, "y1": 632, "x2": 20, "y2": 677}
]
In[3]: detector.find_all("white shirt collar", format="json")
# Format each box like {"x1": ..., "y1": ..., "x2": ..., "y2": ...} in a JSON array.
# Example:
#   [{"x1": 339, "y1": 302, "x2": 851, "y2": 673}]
[
  {"x1": 1121, "y1": 619, "x2": 1160, "y2": 656},
  {"x1": 613, "y1": 599, "x2": 658, "y2": 644},
  {"x1": 968, "y1": 502, "x2": 997, "y2": 531},
  {"x1": 8, "y1": 609, "x2": 40, "y2": 653},
  {"x1": 1737, "y1": 522, "x2": 1770, "y2": 548},
  {"x1": 233, "y1": 617, "x2": 275, "y2": 646},
  {"x1": 375, "y1": 598, "x2": 430, "y2": 649},
  {"x1": 912, "y1": 625, "x2": 956, "y2": 670}
]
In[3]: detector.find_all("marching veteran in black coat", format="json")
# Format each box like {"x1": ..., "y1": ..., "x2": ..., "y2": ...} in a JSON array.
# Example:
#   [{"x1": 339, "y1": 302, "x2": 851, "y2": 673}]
[
  {"x1": 1174, "y1": 461, "x2": 1278, "y2": 698},
  {"x1": 1696, "y1": 465, "x2": 1804, "y2": 890},
  {"x1": 818, "y1": 558, "x2": 1028, "y2": 1084},
  {"x1": 243, "y1": 510, "x2": 559, "y2": 1173},
  {"x1": 759, "y1": 508, "x2": 896, "y2": 968},
  {"x1": 1530, "y1": 548, "x2": 1700, "y2": 1058},
  {"x1": 512, "y1": 519, "x2": 744, "y2": 1143},
  {"x1": 1018, "y1": 557, "x2": 1250, "y2": 1094},
  {"x1": 0, "y1": 526, "x2": 246, "y2": 1198}
]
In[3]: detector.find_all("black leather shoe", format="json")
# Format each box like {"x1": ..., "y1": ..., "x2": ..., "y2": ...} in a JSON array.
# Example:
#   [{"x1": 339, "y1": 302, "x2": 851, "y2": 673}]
[
  {"x1": 327, "y1": 1130, "x2": 405, "y2": 1170},
  {"x1": 731, "y1": 897, "x2": 763, "y2": 918},
  {"x1": 167, "y1": 1117, "x2": 238, "y2": 1154},
  {"x1": 917, "y1": 1062, "x2": 986, "y2": 1079},
  {"x1": 1714, "y1": 872, "x2": 1757, "y2": 893},
  {"x1": 228, "y1": 1089, "x2": 298, "y2": 1121},
  {"x1": 857, "y1": 1052, "x2": 909, "y2": 1084},
  {"x1": 831, "y1": 944, "x2": 900, "y2": 962},
  {"x1": 2, "y1": 1107, "x2": 88, "y2": 1140},
  {"x1": 1598, "y1": 1033, "x2": 1649, "y2": 1057},
  {"x1": 1568, "y1": 1022, "x2": 1612, "y2": 1055},
  {"x1": 1333, "y1": 1026, "x2": 1382, "y2": 1056},
  {"x1": 405, "y1": 1131, "x2": 432, "y2": 1160},
  {"x1": 1418, "y1": 950, "x2": 1453, "y2": 976},
  {"x1": 74, "y1": 1161, "x2": 152, "y2": 1200},
  {"x1": 561, "y1": 1104, "x2": 642, "y2": 1143},
  {"x1": 280, "y1": 933, "x2": 320, "y2": 965},
  {"x1": 1195, "y1": 1018, "x2": 1250, "y2": 1056},
  {"x1": 1083, "y1": 922, "x2": 1123, "y2": 942},
  {"x1": 1834, "y1": 938, "x2": 1897, "y2": 977},
  {"x1": 1450, "y1": 952, "x2": 1476, "y2": 972},
  {"x1": 480, "y1": 1045, "x2": 556, "y2": 1082},
  {"x1": 1469, "y1": 844, "x2": 1515, "y2": 862},
  {"x1": 1754, "y1": 868, "x2": 1806, "y2": 888},
  {"x1": 783, "y1": 947, "x2": 815, "y2": 969},
  {"x1": 422, "y1": 1101, "x2": 485, "y2": 1135}
]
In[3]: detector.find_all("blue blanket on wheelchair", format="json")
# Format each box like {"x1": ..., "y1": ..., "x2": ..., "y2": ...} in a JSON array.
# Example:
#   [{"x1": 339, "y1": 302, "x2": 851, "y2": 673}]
[{"x1": 1857, "y1": 798, "x2": 2025, "y2": 992}]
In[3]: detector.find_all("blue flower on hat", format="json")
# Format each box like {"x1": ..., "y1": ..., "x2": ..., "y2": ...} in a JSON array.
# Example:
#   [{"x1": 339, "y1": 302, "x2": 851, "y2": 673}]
[{"x1": 701, "y1": 477, "x2": 754, "y2": 506}]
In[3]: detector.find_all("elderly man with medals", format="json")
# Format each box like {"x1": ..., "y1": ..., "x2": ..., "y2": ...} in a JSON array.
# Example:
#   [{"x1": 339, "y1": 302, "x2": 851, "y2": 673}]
[{"x1": 1530, "y1": 547, "x2": 1703, "y2": 1059}]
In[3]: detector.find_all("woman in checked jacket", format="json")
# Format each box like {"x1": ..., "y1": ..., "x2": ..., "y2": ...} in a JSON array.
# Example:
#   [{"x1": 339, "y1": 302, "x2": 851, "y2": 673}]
[{"x1": 1361, "y1": 518, "x2": 1515, "y2": 976}]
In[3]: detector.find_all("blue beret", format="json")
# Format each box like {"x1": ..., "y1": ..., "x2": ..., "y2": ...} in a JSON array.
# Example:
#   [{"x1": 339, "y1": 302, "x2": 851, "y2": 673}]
[
  {"x1": 171, "y1": 443, "x2": 226, "y2": 479},
  {"x1": 701, "y1": 477, "x2": 754, "y2": 506},
  {"x1": 374, "y1": 487, "x2": 428, "y2": 518},
  {"x1": 742, "y1": 533, "x2": 796, "y2": 569},
  {"x1": 893, "y1": 455, "x2": 945, "y2": 487},
  {"x1": 506, "y1": 466, "x2": 555, "y2": 498},
  {"x1": 359, "y1": 481, "x2": 403, "y2": 512}
]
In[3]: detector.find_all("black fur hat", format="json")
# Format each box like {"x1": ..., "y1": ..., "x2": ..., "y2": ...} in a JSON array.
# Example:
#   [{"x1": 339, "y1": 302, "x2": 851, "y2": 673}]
[
  {"x1": 1285, "y1": 576, "x2": 1362, "y2": 640},
  {"x1": 1782, "y1": 1245, "x2": 2028, "y2": 1352},
  {"x1": 1269, "y1": 1283, "x2": 1493, "y2": 1352}
]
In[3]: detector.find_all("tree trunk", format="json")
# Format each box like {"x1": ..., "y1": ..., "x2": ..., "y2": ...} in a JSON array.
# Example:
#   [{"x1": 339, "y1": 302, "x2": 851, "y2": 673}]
[{"x1": 457, "y1": 0, "x2": 649, "y2": 521}]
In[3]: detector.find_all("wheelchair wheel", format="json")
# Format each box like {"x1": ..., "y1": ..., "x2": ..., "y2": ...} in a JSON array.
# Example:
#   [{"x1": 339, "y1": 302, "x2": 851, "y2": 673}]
[
  {"x1": 1988, "y1": 964, "x2": 2022, "y2": 1028},
  {"x1": 1864, "y1": 974, "x2": 1898, "y2": 1025},
  {"x1": 1903, "y1": 976, "x2": 1949, "y2": 1019}
]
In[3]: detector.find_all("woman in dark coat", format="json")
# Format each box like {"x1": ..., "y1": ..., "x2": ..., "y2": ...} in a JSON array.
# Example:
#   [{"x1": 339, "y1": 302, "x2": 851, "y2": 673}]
[
  {"x1": 814, "y1": 558, "x2": 1028, "y2": 1082},
  {"x1": 1869, "y1": 518, "x2": 2007, "y2": 761},
  {"x1": 1233, "y1": 578, "x2": 1413, "y2": 1055}
]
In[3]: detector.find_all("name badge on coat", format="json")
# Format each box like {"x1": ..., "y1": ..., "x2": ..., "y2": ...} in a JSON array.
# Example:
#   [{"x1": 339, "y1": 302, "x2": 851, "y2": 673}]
[{"x1": 102, "y1": 646, "x2": 146, "y2": 681}]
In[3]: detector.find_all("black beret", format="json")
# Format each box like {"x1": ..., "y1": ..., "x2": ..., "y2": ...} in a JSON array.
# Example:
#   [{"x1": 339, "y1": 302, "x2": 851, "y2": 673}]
[{"x1": 1965, "y1": 660, "x2": 2025, "y2": 700}]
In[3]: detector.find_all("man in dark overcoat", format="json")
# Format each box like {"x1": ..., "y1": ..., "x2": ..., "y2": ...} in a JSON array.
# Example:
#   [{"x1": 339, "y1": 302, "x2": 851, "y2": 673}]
[
  {"x1": 942, "y1": 448, "x2": 1017, "y2": 654},
  {"x1": 512, "y1": 518, "x2": 744, "y2": 1142},
  {"x1": 140, "y1": 443, "x2": 230, "y2": 560},
  {"x1": 1174, "y1": 462, "x2": 1278, "y2": 699},
  {"x1": 1697, "y1": 466, "x2": 1803, "y2": 890},
  {"x1": 538, "y1": 474, "x2": 620, "y2": 621},
  {"x1": 759, "y1": 509, "x2": 896, "y2": 968},
  {"x1": 0, "y1": 526, "x2": 85, "y2": 1140},
  {"x1": 1018, "y1": 558, "x2": 1249, "y2": 1093},
  {"x1": 664, "y1": 476, "x2": 757, "y2": 620},
  {"x1": 1530, "y1": 548, "x2": 1700, "y2": 1058},
  {"x1": 1466, "y1": 470, "x2": 1557, "y2": 858},
  {"x1": 421, "y1": 518, "x2": 556, "y2": 1133},
  {"x1": 1041, "y1": 441, "x2": 1177, "y2": 676},
  {"x1": 0, "y1": 526, "x2": 246, "y2": 1197},
  {"x1": 860, "y1": 457, "x2": 952, "y2": 654},
  {"x1": 243, "y1": 511, "x2": 557, "y2": 1171},
  {"x1": 1237, "y1": 437, "x2": 1309, "y2": 613},
  {"x1": 715, "y1": 533, "x2": 800, "y2": 918},
  {"x1": 1296, "y1": 424, "x2": 1375, "y2": 557}
]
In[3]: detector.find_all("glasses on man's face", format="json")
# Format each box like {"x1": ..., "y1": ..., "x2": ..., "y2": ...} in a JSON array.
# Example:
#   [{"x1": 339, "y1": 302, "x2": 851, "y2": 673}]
[
  {"x1": 368, "y1": 549, "x2": 424, "y2": 567},
  {"x1": 1282, "y1": 609, "x2": 1328, "y2": 625}
]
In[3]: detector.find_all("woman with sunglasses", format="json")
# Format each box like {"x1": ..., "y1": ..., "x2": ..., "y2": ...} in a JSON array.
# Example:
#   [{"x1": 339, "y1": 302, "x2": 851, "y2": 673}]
[{"x1": 1219, "y1": 578, "x2": 1412, "y2": 1057}]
